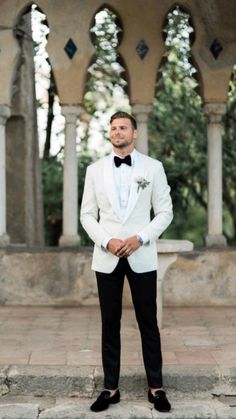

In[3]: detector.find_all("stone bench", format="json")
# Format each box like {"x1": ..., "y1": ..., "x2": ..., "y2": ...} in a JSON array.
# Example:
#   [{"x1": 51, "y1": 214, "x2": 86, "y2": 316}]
[{"x1": 157, "y1": 239, "x2": 194, "y2": 327}]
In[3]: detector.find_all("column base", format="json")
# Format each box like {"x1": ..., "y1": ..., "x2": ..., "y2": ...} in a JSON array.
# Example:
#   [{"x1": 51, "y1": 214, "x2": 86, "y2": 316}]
[
  {"x1": 59, "y1": 234, "x2": 80, "y2": 247},
  {"x1": 0, "y1": 233, "x2": 10, "y2": 247},
  {"x1": 205, "y1": 234, "x2": 227, "y2": 248}
]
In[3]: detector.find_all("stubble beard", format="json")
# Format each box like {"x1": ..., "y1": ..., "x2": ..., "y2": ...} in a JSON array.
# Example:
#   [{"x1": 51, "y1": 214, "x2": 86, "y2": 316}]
[
  {"x1": 114, "y1": 143, "x2": 127, "y2": 149},
  {"x1": 112, "y1": 138, "x2": 133, "y2": 149}
]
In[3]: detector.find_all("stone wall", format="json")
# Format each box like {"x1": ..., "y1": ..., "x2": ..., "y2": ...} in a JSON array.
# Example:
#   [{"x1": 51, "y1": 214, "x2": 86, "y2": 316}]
[
  {"x1": 0, "y1": 247, "x2": 235, "y2": 306},
  {"x1": 163, "y1": 249, "x2": 236, "y2": 306}
]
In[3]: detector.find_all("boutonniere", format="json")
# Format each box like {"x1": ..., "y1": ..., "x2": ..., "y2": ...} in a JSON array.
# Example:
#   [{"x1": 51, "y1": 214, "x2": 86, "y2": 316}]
[{"x1": 135, "y1": 176, "x2": 150, "y2": 193}]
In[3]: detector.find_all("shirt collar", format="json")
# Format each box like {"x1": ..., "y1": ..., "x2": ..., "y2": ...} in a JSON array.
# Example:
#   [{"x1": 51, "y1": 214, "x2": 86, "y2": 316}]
[{"x1": 112, "y1": 149, "x2": 136, "y2": 166}]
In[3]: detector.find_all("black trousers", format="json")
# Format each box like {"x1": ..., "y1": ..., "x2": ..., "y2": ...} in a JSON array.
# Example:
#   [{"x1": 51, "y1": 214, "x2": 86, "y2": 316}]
[{"x1": 96, "y1": 257, "x2": 163, "y2": 389}]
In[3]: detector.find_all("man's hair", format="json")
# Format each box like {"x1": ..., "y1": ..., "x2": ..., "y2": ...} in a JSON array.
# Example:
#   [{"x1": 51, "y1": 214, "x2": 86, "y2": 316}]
[{"x1": 110, "y1": 111, "x2": 137, "y2": 130}]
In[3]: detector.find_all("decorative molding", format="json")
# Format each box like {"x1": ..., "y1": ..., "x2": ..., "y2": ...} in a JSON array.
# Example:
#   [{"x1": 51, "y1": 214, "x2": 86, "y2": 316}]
[
  {"x1": 203, "y1": 102, "x2": 226, "y2": 123},
  {"x1": 0, "y1": 105, "x2": 11, "y2": 125},
  {"x1": 61, "y1": 105, "x2": 81, "y2": 123},
  {"x1": 132, "y1": 104, "x2": 152, "y2": 122}
]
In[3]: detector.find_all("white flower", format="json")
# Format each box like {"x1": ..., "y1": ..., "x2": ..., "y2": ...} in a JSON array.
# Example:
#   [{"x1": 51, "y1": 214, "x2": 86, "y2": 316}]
[{"x1": 135, "y1": 176, "x2": 150, "y2": 192}]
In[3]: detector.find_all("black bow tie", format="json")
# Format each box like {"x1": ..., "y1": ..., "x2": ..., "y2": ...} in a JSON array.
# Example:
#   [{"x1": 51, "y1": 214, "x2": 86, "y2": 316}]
[{"x1": 114, "y1": 155, "x2": 132, "y2": 168}]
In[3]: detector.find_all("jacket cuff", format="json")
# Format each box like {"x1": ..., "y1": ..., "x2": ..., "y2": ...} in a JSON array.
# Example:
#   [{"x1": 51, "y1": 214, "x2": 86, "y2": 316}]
[
  {"x1": 101, "y1": 236, "x2": 112, "y2": 251},
  {"x1": 137, "y1": 232, "x2": 149, "y2": 245}
]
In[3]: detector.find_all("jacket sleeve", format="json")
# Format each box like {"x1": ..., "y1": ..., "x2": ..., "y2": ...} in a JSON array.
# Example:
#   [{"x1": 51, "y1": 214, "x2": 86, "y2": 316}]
[
  {"x1": 138, "y1": 162, "x2": 173, "y2": 243},
  {"x1": 80, "y1": 165, "x2": 111, "y2": 248}
]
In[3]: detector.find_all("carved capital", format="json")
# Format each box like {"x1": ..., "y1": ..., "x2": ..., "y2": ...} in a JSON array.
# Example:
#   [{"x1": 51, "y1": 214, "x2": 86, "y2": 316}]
[
  {"x1": 203, "y1": 103, "x2": 227, "y2": 123},
  {"x1": 61, "y1": 105, "x2": 82, "y2": 124},
  {"x1": 0, "y1": 105, "x2": 11, "y2": 126},
  {"x1": 132, "y1": 104, "x2": 152, "y2": 123}
]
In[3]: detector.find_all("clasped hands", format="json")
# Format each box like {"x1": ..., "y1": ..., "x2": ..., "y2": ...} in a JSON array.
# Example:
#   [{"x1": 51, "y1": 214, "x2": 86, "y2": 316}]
[{"x1": 107, "y1": 236, "x2": 141, "y2": 258}]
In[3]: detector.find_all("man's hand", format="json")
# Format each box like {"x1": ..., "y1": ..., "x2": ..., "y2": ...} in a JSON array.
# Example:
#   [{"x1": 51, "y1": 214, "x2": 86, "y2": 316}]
[
  {"x1": 115, "y1": 236, "x2": 141, "y2": 258},
  {"x1": 107, "y1": 239, "x2": 124, "y2": 256}
]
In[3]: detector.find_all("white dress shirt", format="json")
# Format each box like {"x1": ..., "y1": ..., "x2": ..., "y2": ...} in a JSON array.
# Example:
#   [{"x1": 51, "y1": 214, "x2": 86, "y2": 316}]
[
  {"x1": 101, "y1": 149, "x2": 146, "y2": 250},
  {"x1": 113, "y1": 150, "x2": 135, "y2": 219}
]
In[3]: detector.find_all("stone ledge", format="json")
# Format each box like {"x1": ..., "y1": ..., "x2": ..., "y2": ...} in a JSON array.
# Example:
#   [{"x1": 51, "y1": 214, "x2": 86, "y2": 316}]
[
  {"x1": 1, "y1": 247, "x2": 236, "y2": 306},
  {"x1": 157, "y1": 239, "x2": 194, "y2": 253},
  {"x1": 1, "y1": 365, "x2": 236, "y2": 397},
  {"x1": 0, "y1": 403, "x2": 39, "y2": 419}
]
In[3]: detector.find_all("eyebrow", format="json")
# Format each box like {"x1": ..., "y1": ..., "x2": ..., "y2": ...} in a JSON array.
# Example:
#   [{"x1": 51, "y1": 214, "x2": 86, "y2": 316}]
[{"x1": 111, "y1": 125, "x2": 128, "y2": 128}]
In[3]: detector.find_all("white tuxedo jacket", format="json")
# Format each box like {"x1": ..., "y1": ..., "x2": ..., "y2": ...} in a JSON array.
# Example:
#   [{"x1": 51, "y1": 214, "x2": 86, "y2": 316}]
[{"x1": 80, "y1": 150, "x2": 173, "y2": 273}]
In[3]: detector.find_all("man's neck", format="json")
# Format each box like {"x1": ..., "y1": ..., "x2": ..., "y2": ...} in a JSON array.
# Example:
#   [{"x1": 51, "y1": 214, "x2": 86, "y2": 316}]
[{"x1": 113, "y1": 146, "x2": 135, "y2": 157}]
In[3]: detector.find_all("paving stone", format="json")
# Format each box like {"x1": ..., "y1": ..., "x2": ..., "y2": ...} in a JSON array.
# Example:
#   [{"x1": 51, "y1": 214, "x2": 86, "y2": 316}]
[
  {"x1": 39, "y1": 400, "x2": 152, "y2": 418},
  {"x1": 0, "y1": 394, "x2": 54, "y2": 410},
  {"x1": 0, "y1": 403, "x2": 39, "y2": 419},
  {"x1": 215, "y1": 407, "x2": 236, "y2": 419},
  {"x1": 0, "y1": 397, "x2": 235, "y2": 419},
  {"x1": 38, "y1": 399, "x2": 219, "y2": 419}
]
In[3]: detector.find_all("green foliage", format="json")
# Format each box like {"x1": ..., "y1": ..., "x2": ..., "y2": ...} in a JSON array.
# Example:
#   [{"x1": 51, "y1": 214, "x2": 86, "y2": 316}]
[
  {"x1": 78, "y1": 150, "x2": 95, "y2": 246},
  {"x1": 83, "y1": 8, "x2": 130, "y2": 142},
  {"x1": 40, "y1": 6, "x2": 236, "y2": 247},
  {"x1": 222, "y1": 67, "x2": 236, "y2": 243},
  {"x1": 149, "y1": 6, "x2": 236, "y2": 245},
  {"x1": 149, "y1": 7, "x2": 208, "y2": 246},
  {"x1": 42, "y1": 157, "x2": 63, "y2": 246},
  {"x1": 42, "y1": 151, "x2": 94, "y2": 246}
]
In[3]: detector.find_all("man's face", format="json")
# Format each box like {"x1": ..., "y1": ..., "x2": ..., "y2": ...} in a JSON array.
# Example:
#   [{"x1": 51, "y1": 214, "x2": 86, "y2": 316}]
[{"x1": 110, "y1": 118, "x2": 137, "y2": 150}]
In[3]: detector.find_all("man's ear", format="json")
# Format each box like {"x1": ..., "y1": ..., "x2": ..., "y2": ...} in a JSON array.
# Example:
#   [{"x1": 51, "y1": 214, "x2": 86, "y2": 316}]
[{"x1": 133, "y1": 129, "x2": 138, "y2": 139}]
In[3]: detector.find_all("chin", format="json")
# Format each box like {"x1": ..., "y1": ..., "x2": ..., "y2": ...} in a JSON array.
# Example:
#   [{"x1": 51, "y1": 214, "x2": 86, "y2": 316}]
[{"x1": 115, "y1": 144, "x2": 126, "y2": 149}]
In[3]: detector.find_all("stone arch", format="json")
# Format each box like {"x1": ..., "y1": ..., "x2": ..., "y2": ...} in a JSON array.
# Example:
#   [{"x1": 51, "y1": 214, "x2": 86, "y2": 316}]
[
  {"x1": 45, "y1": 3, "x2": 94, "y2": 105},
  {"x1": 9, "y1": 1, "x2": 52, "y2": 102},
  {"x1": 117, "y1": 2, "x2": 166, "y2": 106}
]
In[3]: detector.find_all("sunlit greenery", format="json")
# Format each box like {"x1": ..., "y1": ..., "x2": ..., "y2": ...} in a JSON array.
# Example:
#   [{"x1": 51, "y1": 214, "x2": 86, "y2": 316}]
[
  {"x1": 34, "y1": 5, "x2": 236, "y2": 246},
  {"x1": 149, "y1": 7, "x2": 208, "y2": 246}
]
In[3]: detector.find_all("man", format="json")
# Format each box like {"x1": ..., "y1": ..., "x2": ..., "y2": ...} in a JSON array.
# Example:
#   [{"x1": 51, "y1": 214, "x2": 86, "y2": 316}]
[{"x1": 80, "y1": 111, "x2": 173, "y2": 413}]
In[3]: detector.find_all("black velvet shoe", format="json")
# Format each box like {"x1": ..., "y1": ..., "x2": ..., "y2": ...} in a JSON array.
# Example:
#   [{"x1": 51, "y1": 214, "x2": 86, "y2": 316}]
[
  {"x1": 90, "y1": 390, "x2": 120, "y2": 412},
  {"x1": 148, "y1": 389, "x2": 171, "y2": 412}
]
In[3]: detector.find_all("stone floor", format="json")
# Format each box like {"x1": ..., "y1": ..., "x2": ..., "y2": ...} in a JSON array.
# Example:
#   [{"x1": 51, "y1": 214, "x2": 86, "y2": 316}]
[{"x1": 0, "y1": 305, "x2": 236, "y2": 368}]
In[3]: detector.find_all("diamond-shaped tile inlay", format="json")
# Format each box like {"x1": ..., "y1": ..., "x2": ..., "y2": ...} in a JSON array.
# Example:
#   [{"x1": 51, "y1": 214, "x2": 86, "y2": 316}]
[
  {"x1": 64, "y1": 38, "x2": 77, "y2": 59},
  {"x1": 210, "y1": 39, "x2": 223, "y2": 59},
  {"x1": 136, "y1": 40, "x2": 149, "y2": 60}
]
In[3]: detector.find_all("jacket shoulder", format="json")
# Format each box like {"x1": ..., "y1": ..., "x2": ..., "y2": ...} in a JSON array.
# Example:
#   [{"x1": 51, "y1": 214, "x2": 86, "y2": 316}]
[
  {"x1": 86, "y1": 155, "x2": 109, "y2": 171},
  {"x1": 136, "y1": 151, "x2": 163, "y2": 168}
]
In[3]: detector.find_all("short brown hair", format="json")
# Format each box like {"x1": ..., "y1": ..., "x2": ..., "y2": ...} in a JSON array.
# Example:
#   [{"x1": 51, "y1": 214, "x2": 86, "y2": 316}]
[{"x1": 110, "y1": 111, "x2": 137, "y2": 130}]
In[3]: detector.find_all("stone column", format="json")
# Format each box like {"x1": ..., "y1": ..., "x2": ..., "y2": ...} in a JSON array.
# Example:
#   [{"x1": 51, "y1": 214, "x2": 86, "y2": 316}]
[
  {"x1": 132, "y1": 104, "x2": 152, "y2": 155},
  {"x1": 59, "y1": 106, "x2": 81, "y2": 247},
  {"x1": 0, "y1": 105, "x2": 11, "y2": 247},
  {"x1": 204, "y1": 103, "x2": 227, "y2": 248}
]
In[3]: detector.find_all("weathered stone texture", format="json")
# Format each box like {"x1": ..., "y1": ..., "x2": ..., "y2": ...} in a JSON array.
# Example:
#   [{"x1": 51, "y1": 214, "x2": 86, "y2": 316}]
[
  {"x1": 163, "y1": 250, "x2": 236, "y2": 306},
  {"x1": 0, "y1": 248, "x2": 94, "y2": 305},
  {"x1": 0, "y1": 248, "x2": 236, "y2": 306}
]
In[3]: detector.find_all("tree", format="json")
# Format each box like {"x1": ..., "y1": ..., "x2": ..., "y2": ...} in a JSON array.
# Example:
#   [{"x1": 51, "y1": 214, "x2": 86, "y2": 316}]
[
  {"x1": 222, "y1": 67, "x2": 236, "y2": 244},
  {"x1": 149, "y1": 7, "x2": 208, "y2": 245},
  {"x1": 83, "y1": 8, "x2": 130, "y2": 149}
]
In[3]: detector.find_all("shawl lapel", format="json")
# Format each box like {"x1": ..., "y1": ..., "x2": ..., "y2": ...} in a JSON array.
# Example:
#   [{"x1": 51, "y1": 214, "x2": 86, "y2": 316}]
[
  {"x1": 103, "y1": 154, "x2": 122, "y2": 220},
  {"x1": 123, "y1": 151, "x2": 146, "y2": 223}
]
